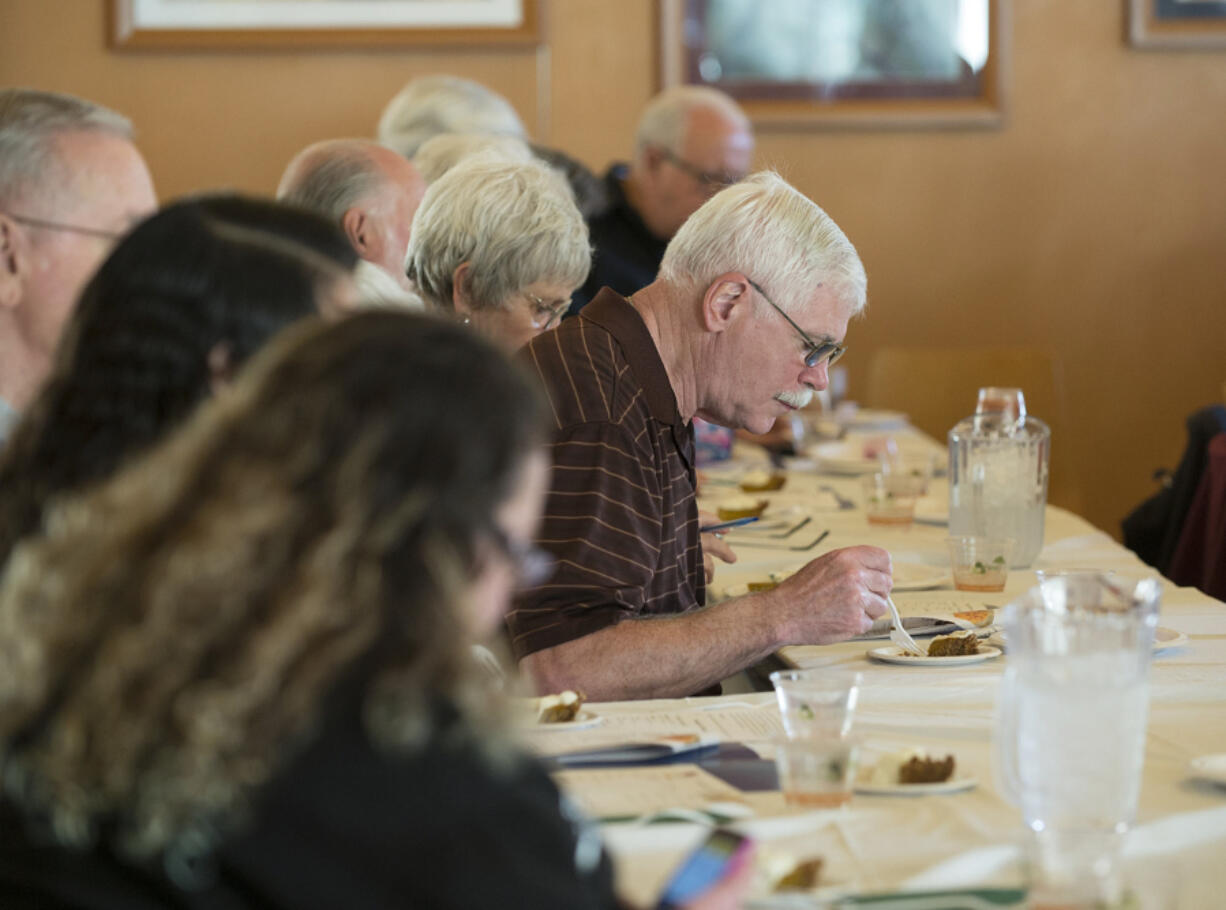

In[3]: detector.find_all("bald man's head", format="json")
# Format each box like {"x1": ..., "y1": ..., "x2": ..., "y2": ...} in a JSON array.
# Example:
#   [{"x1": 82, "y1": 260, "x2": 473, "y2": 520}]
[{"x1": 278, "y1": 139, "x2": 425, "y2": 292}]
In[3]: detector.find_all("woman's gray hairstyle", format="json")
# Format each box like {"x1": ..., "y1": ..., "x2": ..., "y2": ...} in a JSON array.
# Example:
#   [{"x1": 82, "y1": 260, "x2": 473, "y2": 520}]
[
  {"x1": 634, "y1": 85, "x2": 749, "y2": 160},
  {"x1": 0, "y1": 88, "x2": 133, "y2": 209},
  {"x1": 412, "y1": 132, "x2": 532, "y2": 184},
  {"x1": 659, "y1": 171, "x2": 867, "y2": 316},
  {"x1": 406, "y1": 156, "x2": 590, "y2": 313},
  {"x1": 376, "y1": 75, "x2": 527, "y2": 160}
]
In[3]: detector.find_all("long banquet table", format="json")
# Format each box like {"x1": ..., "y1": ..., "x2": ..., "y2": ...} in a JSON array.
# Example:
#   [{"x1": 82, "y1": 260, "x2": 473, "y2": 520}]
[{"x1": 529, "y1": 419, "x2": 1226, "y2": 908}]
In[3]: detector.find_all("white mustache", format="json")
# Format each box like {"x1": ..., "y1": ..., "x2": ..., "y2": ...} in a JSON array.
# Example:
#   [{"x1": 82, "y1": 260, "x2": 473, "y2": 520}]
[{"x1": 774, "y1": 388, "x2": 814, "y2": 409}]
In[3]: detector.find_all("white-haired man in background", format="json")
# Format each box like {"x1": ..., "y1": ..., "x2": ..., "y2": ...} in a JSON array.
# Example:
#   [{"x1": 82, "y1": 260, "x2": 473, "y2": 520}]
[
  {"x1": 570, "y1": 85, "x2": 754, "y2": 313},
  {"x1": 378, "y1": 73, "x2": 608, "y2": 218},
  {"x1": 376, "y1": 74, "x2": 527, "y2": 160},
  {"x1": 508, "y1": 172, "x2": 891, "y2": 701},
  {"x1": 0, "y1": 89, "x2": 156, "y2": 447},
  {"x1": 277, "y1": 139, "x2": 426, "y2": 308}
]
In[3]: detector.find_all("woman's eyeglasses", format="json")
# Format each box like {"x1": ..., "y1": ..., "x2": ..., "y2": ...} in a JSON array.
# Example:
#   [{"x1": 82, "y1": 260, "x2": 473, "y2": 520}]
[{"x1": 525, "y1": 293, "x2": 571, "y2": 331}]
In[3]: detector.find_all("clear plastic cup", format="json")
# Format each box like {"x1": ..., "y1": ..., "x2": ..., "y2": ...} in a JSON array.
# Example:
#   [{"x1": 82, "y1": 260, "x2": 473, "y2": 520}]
[
  {"x1": 976, "y1": 386, "x2": 1027, "y2": 423},
  {"x1": 774, "y1": 737, "x2": 859, "y2": 809},
  {"x1": 769, "y1": 669, "x2": 860, "y2": 741},
  {"x1": 861, "y1": 472, "x2": 922, "y2": 527},
  {"x1": 880, "y1": 451, "x2": 938, "y2": 495},
  {"x1": 948, "y1": 535, "x2": 1016, "y2": 592}
]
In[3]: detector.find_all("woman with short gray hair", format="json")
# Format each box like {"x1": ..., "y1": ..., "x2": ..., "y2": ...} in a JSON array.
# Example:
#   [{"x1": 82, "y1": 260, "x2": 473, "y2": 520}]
[{"x1": 406, "y1": 155, "x2": 590, "y2": 351}]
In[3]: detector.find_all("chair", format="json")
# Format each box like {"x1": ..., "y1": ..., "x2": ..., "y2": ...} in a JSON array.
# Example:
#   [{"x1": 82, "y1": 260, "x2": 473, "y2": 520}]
[
  {"x1": 1167, "y1": 432, "x2": 1226, "y2": 600},
  {"x1": 864, "y1": 346, "x2": 1081, "y2": 512},
  {"x1": 1123, "y1": 405, "x2": 1226, "y2": 575}
]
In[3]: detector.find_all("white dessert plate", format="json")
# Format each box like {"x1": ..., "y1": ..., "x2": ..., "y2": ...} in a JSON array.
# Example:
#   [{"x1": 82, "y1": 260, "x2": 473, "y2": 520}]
[
  {"x1": 1153, "y1": 626, "x2": 1189, "y2": 652},
  {"x1": 528, "y1": 710, "x2": 603, "y2": 732},
  {"x1": 991, "y1": 627, "x2": 1187, "y2": 654},
  {"x1": 855, "y1": 776, "x2": 978, "y2": 796},
  {"x1": 890, "y1": 561, "x2": 950, "y2": 591},
  {"x1": 842, "y1": 409, "x2": 908, "y2": 430},
  {"x1": 867, "y1": 645, "x2": 1002, "y2": 666},
  {"x1": 1188, "y1": 754, "x2": 1226, "y2": 787},
  {"x1": 913, "y1": 496, "x2": 949, "y2": 525},
  {"x1": 810, "y1": 441, "x2": 880, "y2": 476}
]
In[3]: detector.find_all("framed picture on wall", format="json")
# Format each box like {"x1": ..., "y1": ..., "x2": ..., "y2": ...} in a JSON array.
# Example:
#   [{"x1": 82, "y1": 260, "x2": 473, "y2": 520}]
[
  {"x1": 1128, "y1": 0, "x2": 1226, "y2": 49},
  {"x1": 110, "y1": 0, "x2": 543, "y2": 50},
  {"x1": 657, "y1": 0, "x2": 1006, "y2": 129}
]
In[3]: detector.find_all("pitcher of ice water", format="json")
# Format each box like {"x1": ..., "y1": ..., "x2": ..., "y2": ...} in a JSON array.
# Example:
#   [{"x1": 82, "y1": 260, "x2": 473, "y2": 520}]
[
  {"x1": 948, "y1": 391, "x2": 1050, "y2": 568},
  {"x1": 995, "y1": 574, "x2": 1161, "y2": 908}
]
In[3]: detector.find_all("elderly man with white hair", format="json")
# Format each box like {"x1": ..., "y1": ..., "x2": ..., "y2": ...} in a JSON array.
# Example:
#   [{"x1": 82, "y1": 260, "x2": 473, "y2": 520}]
[
  {"x1": 0, "y1": 88, "x2": 156, "y2": 447},
  {"x1": 571, "y1": 85, "x2": 754, "y2": 313},
  {"x1": 376, "y1": 74, "x2": 527, "y2": 160},
  {"x1": 508, "y1": 172, "x2": 891, "y2": 701},
  {"x1": 277, "y1": 139, "x2": 425, "y2": 307},
  {"x1": 406, "y1": 155, "x2": 589, "y2": 351}
]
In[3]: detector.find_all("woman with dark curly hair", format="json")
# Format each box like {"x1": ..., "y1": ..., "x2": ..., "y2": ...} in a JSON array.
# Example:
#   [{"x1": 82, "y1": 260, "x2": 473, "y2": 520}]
[
  {"x1": 0, "y1": 311, "x2": 749, "y2": 910},
  {"x1": 0, "y1": 194, "x2": 357, "y2": 571}
]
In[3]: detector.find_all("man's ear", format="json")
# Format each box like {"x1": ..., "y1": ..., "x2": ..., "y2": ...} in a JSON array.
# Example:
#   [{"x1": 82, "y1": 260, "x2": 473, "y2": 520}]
[
  {"x1": 0, "y1": 215, "x2": 28, "y2": 311},
  {"x1": 640, "y1": 145, "x2": 667, "y2": 178},
  {"x1": 699, "y1": 272, "x2": 752, "y2": 334},
  {"x1": 451, "y1": 261, "x2": 475, "y2": 318},
  {"x1": 340, "y1": 207, "x2": 372, "y2": 258}
]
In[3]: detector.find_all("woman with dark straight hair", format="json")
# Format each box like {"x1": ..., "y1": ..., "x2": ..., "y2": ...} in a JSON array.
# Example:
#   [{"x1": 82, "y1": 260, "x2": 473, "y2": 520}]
[{"x1": 0, "y1": 194, "x2": 356, "y2": 571}]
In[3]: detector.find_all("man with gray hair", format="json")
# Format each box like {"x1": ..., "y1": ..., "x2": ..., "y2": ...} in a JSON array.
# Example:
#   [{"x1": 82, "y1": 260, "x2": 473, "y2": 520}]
[
  {"x1": 0, "y1": 88, "x2": 156, "y2": 447},
  {"x1": 508, "y1": 172, "x2": 891, "y2": 701},
  {"x1": 277, "y1": 139, "x2": 426, "y2": 302},
  {"x1": 570, "y1": 85, "x2": 754, "y2": 313},
  {"x1": 376, "y1": 74, "x2": 527, "y2": 161}
]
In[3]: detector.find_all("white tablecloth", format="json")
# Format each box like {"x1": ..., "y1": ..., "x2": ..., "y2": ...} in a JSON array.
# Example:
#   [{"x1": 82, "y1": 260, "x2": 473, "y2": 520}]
[{"x1": 574, "y1": 429, "x2": 1226, "y2": 908}]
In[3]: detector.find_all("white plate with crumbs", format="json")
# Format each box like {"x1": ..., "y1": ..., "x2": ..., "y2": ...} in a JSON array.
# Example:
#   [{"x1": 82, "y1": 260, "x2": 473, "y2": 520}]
[
  {"x1": 531, "y1": 710, "x2": 603, "y2": 731},
  {"x1": 1153, "y1": 627, "x2": 1189, "y2": 653},
  {"x1": 867, "y1": 645, "x2": 1002, "y2": 666},
  {"x1": 1188, "y1": 754, "x2": 1226, "y2": 787},
  {"x1": 809, "y1": 441, "x2": 881, "y2": 476},
  {"x1": 841, "y1": 409, "x2": 908, "y2": 430},
  {"x1": 855, "y1": 776, "x2": 978, "y2": 797},
  {"x1": 890, "y1": 561, "x2": 950, "y2": 591}
]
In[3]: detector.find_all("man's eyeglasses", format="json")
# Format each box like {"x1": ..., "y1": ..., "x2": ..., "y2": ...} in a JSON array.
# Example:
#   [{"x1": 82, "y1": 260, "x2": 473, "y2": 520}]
[
  {"x1": 747, "y1": 278, "x2": 846, "y2": 369},
  {"x1": 5, "y1": 213, "x2": 123, "y2": 242},
  {"x1": 525, "y1": 293, "x2": 570, "y2": 331},
  {"x1": 487, "y1": 525, "x2": 555, "y2": 588},
  {"x1": 655, "y1": 147, "x2": 742, "y2": 190}
]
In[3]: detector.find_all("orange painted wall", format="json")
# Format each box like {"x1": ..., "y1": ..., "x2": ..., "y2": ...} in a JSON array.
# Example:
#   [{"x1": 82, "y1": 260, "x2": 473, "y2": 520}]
[{"x1": 3, "y1": 0, "x2": 1224, "y2": 537}]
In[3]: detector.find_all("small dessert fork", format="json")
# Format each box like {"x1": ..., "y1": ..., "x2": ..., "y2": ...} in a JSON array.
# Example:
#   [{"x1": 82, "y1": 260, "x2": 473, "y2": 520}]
[
  {"x1": 886, "y1": 595, "x2": 925, "y2": 656},
  {"x1": 818, "y1": 484, "x2": 855, "y2": 510}
]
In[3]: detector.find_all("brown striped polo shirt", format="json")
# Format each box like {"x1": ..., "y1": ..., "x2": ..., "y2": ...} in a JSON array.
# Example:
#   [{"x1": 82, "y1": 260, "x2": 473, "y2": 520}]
[{"x1": 507, "y1": 288, "x2": 704, "y2": 659}]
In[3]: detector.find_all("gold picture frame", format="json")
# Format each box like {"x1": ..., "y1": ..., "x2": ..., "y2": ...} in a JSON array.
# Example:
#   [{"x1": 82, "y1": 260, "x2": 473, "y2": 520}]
[
  {"x1": 1128, "y1": 0, "x2": 1226, "y2": 49},
  {"x1": 110, "y1": 0, "x2": 544, "y2": 50},
  {"x1": 658, "y1": 0, "x2": 1007, "y2": 130}
]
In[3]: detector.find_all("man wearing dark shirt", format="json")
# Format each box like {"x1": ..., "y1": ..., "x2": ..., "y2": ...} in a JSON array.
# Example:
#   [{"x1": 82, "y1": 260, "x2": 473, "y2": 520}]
[
  {"x1": 510, "y1": 172, "x2": 892, "y2": 701},
  {"x1": 569, "y1": 86, "x2": 754, "y2": 313}
]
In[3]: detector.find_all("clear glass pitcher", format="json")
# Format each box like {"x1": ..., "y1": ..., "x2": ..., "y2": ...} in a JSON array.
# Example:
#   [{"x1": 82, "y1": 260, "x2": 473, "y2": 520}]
[
  {"x1": 995, "y1": 574, "x2": 1162, "y2": 908},
  {"x1": 948, "y1": 405, "x2": 1050, "y2": 568}
]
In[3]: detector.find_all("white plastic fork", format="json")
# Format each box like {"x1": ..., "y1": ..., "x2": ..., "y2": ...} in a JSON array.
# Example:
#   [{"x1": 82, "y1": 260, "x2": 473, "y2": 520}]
[{"x1": 886, "y1": 595, "x2": 925, "y2": 656}]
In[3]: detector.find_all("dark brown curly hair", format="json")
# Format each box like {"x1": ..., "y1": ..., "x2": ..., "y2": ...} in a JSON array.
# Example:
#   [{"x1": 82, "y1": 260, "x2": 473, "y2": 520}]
[{"x1": 0, "y1": 310, "x2": 546, "y2": 863}]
